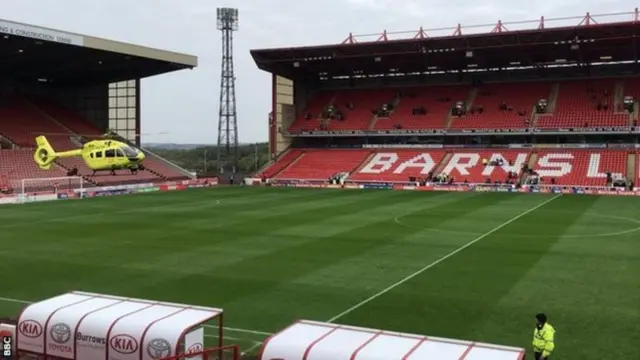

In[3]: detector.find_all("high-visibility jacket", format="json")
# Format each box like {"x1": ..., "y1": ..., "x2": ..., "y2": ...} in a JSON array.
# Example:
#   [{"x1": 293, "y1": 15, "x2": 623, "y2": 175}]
[{"x1": 532, "y1": 323, "x2": 556, "y2": 357}]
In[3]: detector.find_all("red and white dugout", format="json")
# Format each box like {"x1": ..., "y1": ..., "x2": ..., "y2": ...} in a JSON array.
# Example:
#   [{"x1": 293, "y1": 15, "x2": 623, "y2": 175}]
[
  {"x1": 14, "y1": 291, "x2": 224, "y2": 360},
  {"x1": 258, "y1": 320, "x2": 526, "y2": 360}
]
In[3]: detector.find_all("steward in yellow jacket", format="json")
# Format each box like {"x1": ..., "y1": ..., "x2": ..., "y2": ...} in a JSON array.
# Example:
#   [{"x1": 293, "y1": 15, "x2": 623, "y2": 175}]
[{"x1": 532, "y1": 313, "x2": 556, "y2": 359}]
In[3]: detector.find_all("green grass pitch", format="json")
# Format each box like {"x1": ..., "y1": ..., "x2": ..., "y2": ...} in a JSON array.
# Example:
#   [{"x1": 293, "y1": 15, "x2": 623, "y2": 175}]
[{"x1": 0, "y1": 187, "x2": 638, "y2": 358}]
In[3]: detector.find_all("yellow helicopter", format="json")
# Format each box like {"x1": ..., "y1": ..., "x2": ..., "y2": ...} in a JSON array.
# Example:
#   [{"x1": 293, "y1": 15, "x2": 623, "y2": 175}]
[{"x1": 34, "y1": 132, "x2": 146, "y2": 175}]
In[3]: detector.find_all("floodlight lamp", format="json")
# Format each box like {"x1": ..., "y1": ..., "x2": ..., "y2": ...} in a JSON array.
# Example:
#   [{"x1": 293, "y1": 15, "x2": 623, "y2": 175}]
[{"x1": 217, "y1": 8, "x2": 239, "y2": 31}]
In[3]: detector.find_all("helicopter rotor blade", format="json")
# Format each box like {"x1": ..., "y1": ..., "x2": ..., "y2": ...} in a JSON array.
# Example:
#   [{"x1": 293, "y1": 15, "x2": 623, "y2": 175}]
[{"x1": 31, "y1": 131, "x2": 169, "y2": 137}]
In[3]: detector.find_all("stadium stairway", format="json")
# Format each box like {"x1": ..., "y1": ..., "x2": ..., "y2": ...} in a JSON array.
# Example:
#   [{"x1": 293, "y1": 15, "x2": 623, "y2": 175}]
[
  {"x1": 450, "y1": 83, "x2": 551, "y2": 130},
  {"x1": 533, "y1": 149, "x2": 627, "y2": 186},
  {"x1": 433, "y1": 152, "x2": 452, "y2": 174},
  {"x1": 0, "y1": 149, "x2": 71, "y2": 192},
  {"x1": 258, "y1": 149, "x2": 304, "y2": 179},
  {"x1": 276, "y1": 149, "x2": 369, "y2": 180},
  {"x1": 139, "y1": 147, "x2": 194, "y2": 180},
  {"x1": 349, "y1": 150, "x2": 448, "y2": 182},
  {"x1": 378, "y1": 86, "x2": 470, "y2": 130},
  {"x1": 539, "y1": 79, "x2": 629, "y2": 128},
  {"x1": 438, "y1": 150, "x2": 530, "y2": 183},
  {"x1": 628, "y1": 152, "x2": 636, "y2": 183}
]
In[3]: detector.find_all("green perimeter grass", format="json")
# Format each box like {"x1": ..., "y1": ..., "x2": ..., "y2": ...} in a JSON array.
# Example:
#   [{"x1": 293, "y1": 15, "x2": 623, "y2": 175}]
[{"x1": 0, "y1": 187, "x2": 638, "y2": 358}]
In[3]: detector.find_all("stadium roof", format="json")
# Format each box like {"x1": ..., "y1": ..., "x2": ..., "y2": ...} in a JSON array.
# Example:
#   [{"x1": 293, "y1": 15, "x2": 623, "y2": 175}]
[
  {"x1": 0, "y1": 18, "x2": 198, "y2": 85},
  {"x1": 251, "y1": 10, "x2": 640, "y2": 79}
]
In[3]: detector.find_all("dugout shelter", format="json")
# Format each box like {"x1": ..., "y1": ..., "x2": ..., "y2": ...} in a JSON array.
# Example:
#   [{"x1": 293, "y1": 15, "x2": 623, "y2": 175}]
[
  {"x1": 14, "y1": 291, "x2": 224, "y2": 360},
  {"x1": 258, "y1": 320, "x2": 526, "y2": 360}
]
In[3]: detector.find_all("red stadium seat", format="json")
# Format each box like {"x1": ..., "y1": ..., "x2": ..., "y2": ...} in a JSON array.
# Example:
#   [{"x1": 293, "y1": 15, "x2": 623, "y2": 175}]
[
  {"x1": 350, "y1": 150, "x2": 448, "y2": 182},
  {"x1": 275, "y1": 149, "x2": 370, "y2": 180},
  {"x1": 258, "y1": 149, "x2": 304, "y2": 178},
  {"x1": 439, "y1": 150, "x2": 530, "y2": 183},
  {"x1": 532, "y1": 149, "x2": 627, "y2": 186},
  {"x1": 381, "y1": 86, "x2": 470, "y2": 130},
  {"x1": 539, "y1": 80, "x2": 629, "y2": 128},
  {"x1": 450, "y1": 83, "x2": 550, "y2": 130},
  {"x1": 0, "y1": 149, "x2": 69, "y2": 192}
]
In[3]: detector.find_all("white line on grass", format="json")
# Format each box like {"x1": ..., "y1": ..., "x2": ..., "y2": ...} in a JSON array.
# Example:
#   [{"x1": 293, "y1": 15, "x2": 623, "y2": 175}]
[
  {"x1": 326, "y1": 194, "x2": 563, "y2": 323},
  {"x1": 0, "y1": 295, "x2": 270, "y2": 337}
]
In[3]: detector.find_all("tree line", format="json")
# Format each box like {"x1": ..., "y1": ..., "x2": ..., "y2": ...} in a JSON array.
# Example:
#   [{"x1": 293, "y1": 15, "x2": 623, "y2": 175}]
[{"x1": 148, "y1": 143, "x2": 271, "y2": 175}]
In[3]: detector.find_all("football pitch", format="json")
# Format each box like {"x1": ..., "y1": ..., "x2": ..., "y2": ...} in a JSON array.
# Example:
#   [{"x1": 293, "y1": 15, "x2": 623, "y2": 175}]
[{"x1": 0, "y1": 187, "x2": 638, "y2": 358}]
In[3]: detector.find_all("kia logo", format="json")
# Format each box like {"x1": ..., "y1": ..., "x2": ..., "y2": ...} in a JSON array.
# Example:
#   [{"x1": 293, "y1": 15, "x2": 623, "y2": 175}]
[
  {"x1": 110, "y1": 334, "x2": 138, "y2": 354},
  {"x1": 18, "y1": 320, "x2": 43, "y2": 338}
]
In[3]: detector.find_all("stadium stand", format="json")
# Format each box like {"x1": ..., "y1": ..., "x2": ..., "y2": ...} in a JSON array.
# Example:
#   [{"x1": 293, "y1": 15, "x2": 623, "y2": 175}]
[
  {"x1": 378, "y1": 86, "x2": 470, "y2": 130},
  {"x1": 537, "y1": 79, "x2": 629, "y2": 128},
  {"x1": 275, "y1": 149, "x2": 370, "y2": 180},
  {"x1": 260, "y1": 148, "x2": 637, "y2": 187},
  {"x1": 257, "y1": 149, "x2": 304, "y2": 178},
  {"x1": 0, "y1": 93, "x2": 191, "y2": 188},
  {"x1": 0, "y1": 149, "x2": 68, "y2": 184},
  {"x1": 349, "y1": 150, "x2": 448, "y2": 182},
  {"x1": 283, "y1": 79, "x2": 635, "y2": 133},
  {"x1": 450, "y1": 83, "x2": 551, "y2": 129},
  {"x1": 533, "y1": 149, "x2": 627, "y2": 186},
  {"x1": 0, "y1": 18, "x2": 198, "y2": 194},
  {"x1": 437, "y1": 150, "x2": 530, "y2": 183}
]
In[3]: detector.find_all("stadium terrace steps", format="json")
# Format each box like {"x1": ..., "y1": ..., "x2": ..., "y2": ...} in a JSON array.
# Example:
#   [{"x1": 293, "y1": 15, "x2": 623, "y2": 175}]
[
  {"x1": 381, "y1": 85, "x2": 470, "y2": 130},
  {"x1": 450, "y1": 82, "x2": 552, "y2": 130},
  {"x1": 267, "y1": 149, "x2": 305, "y2": 178},
  {"x1": 533, "y1": 149, "x2": 627, "y2": 186},
  {"x1": 627, "y1": 152, "x2": 636, "y2": 182},
  {"x1": 139, "y1": 148, "x2": 193, "y2": 180},
  {"x1": 289, "y1": 79, "x2": 640, "y2": 132},
  {"x1": 0, "y1": 149, "x2": 69, "y2": 191},
  {"x1": 331, "y1": 90, "x2": 397, "y2": 131},
  {"x1": 288, "y1": 92, "x2": 335, "y2": 132},
  {"x1": 433, "y1": 151, "x2": 452, "y2": 174},
  {"x1": 637, "y1": 152, "x2": 640, "y2": 186},
  {"x1": 276, "y1": 149, "x2": 370, "y2": 180},
  {"x1": 350, "y1": 151, "x2": 376, "y2": 176},
  {"x1": 349, "y1": 150, "x2": 448, "y2": 182},
  {"x1": 547, "y1": 83, "x2": 560, "y2": 112},
  {"x1": 539, "y1": 79, "x2": 629, "y2": 128},
  {"x1": 264, "y1": 148, "x2": 632, "y2": 186},
  {"x1": 0, "y1": 96, "x2": 75, "y2": 149},
  {"x1": 438, "y1": 150, "x2": 530, "y2": 183}
]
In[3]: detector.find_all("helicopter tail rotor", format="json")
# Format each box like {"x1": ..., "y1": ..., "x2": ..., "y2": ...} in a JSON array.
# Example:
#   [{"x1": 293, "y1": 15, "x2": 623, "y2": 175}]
[{"x1": 33, "y1": 135, "x2": 58, "y2": 170}]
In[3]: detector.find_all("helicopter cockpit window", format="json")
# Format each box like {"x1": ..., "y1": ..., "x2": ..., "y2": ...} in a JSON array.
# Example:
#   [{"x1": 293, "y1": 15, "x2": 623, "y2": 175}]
[
  {"x1": 95, "y1": 151, "x2": 103, "y2": 158},
  {"x1": 120, "y1": 145, "x2": 139, "y2": 158},
  {"x1": 105, "y1": 149, "x2": 116, "y2": 158},
  {"x1": 116, "y1": 149, "x2": 125, "y2": 157}
]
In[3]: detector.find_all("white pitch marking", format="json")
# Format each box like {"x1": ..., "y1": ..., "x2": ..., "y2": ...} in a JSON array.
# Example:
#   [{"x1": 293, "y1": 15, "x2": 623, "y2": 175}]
[{"x1": 326, "y1": 194, "x2": 563, "y2": 323}]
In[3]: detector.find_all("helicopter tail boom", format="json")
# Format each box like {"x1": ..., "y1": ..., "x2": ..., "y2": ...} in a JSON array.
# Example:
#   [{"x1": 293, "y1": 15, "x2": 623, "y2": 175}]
[{"x1": 33, "y1": 136, "x2": 58, "y2": 170}]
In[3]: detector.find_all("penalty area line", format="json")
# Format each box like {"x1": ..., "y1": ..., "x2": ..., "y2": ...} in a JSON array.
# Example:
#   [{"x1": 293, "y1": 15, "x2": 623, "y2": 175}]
[
  {"x1": 0, "y1": 295, "x2": 270, "y2": 337},
  {"x1": 326, "y1": 194, "x2": 563, "y2": 323}
]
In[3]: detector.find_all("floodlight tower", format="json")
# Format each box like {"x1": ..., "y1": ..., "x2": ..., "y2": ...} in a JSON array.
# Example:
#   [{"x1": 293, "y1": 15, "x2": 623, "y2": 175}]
[{"x1": 216, "y1": 8, "x2": 239, "y2": 173}]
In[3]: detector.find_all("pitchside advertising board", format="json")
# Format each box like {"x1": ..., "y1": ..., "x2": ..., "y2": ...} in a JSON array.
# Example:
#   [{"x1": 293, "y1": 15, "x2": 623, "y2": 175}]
[{"x1": 17, "y1": 292, "x2": 210, "y2": 360}]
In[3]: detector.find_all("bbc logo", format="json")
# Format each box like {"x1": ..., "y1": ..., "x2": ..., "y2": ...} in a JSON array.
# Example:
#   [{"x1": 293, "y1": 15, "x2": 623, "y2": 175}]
[{"x1": 0, "y1": 330, "x2": 11, "y2": 360}]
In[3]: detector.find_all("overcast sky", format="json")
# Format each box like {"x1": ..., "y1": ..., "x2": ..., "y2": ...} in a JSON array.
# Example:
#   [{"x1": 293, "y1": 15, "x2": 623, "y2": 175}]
[{"x1": 1, "y1": 0, "x2": 635, "y2": 144}]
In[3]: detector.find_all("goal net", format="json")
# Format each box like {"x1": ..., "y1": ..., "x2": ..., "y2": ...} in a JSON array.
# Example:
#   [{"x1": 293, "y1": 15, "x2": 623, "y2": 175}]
[
  {"x1": 19, "y1": 176, "x2": 84, "y2": 202},
  {"x1": 160, "y1": 346, "x2": 240, "y2": 360}
]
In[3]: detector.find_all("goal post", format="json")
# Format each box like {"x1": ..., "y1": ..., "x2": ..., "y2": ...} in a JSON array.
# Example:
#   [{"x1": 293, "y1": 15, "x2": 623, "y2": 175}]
[{"x1": 19, "y1": 176, "x2": 84, "y2": 203}]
